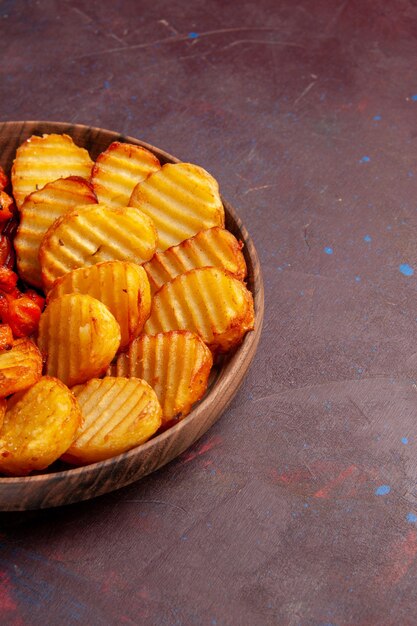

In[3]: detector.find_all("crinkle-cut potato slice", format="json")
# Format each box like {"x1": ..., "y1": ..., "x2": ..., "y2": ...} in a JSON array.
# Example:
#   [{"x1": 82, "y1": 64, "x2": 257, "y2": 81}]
[
  {"x1": 144, "y1": 227, "x2": 247, "y2": 295},
  {"x1": 39, "y1": 203, "x2": 157, "y2": 290},
  {"x1": 15, "y1": 176, "x2": 97, "y2": 288},
  {"x1": 129, "y1": 162, "x2": 225, "y2": 251},
  {"x1": 63, "y1": 377, "x2": 162, "y2": 464},
  {"x1": 11, "y1": 133, "x2": 94, "y2": 208},
  {"x1": 144, "y1": 267, "x2": 255, "y2": 353},
  {"x1": 47, "y1": 261, "x2": 151, "y2": 350},
  {"x1": 91, "y1": 141, "x2": 161, "y2": 207},
  {"x1": 0, "y1": 377, "x2": 82, "y2": 476},
  {"x1": 108, "y1": 331, "x2": 213, "y2": 426},
  {"x1": 37, "y1": 293, "x2": 121, "y2": 387},
  {"x1": 0, "y1": 338, "x2": 43, "y2": 398}
]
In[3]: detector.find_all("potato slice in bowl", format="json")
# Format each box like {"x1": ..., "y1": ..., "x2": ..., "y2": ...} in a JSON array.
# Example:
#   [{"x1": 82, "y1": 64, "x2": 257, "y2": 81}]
[
  {"x1": 0, "y1": 337, "x2": 43, "y2": 398},
  {"x1": 39, "y1": 203, "x2": 157, "y2": 290},
  {"x1": 91, "y1": 141, "x2": 161, "y2": 207},
  {"x1": 63, "y1": 377, "x2": 162, "y2": 464},
  {"x1": 144, "y1": 267, "x2": 255, "y2": 353},
  {"x1": 0, "y1": 377, "x2": 82, "y2": 476},
  {"x1": 144, "y1": 226, "x2": 247, "y2": 295},
  {"x1": 14, "y1": 176, "x2": 97, "y2": 288},
  {"x1": 108, "y1": 331, "x2": 213, "y2": 426},
  {"x1": 129, "y1": 162, "x2": 225, "y2": 251},
  {"x1": 11, "y1": 133, "x2": 93, "y2": 208},
  {"x1": 37, "y1": 293, "x2": 121, "y2": 387},
  {"x1": 47, "y1": 261, "x2": 151, "y2": 350}
]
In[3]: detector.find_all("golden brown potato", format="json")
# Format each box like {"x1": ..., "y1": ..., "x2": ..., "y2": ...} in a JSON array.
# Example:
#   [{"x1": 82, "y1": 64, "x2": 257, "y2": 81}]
[
  {"x1": 0, "y1": 338, "x2": 43, "y2": 398},
  {"x1": 0, "y1": 399, "x2": 6, "y2": 431},
  {"x1": 39, "y1": 203, "x2": 158, "y2": 290},
  {"x1": 47, "y1": 261, "x2": 151, "y2": 350},
  {"x1": 129, "y1": 162, "x2": 224, "y2": 251},
  {"x1": 15, "y1": 176, "x2": 97, "y2": 288},
  {"x1": 144, "y1": 227, "x2": 247, "y2": 294},
  {"x1": 91, "y1": 141, "x2": 161, "y2": 207},
  {"x1": 144, "y1": 267, "x2": 255, "y2": 353},
  {"x1": 63, "y1": 377, "x2": 162, "y2": 464},
  {"x1": 37, "y1": 293, "x2": 121, "y2": 387},
  {"x1": 108, "y1": 331, "x2": 213, "y2": 426},
  {"x1": 11, "y1": 133, "x2": 93, "y2": 208},
  {"x1": 0, "y1": 377, "x2": 82, "y2": 476}
]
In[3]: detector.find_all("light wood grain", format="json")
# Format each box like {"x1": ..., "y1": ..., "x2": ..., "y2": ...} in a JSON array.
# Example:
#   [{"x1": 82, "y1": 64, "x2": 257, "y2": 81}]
[{"x1": 0, "y1": 121, "x2": 264, "y2": 510}]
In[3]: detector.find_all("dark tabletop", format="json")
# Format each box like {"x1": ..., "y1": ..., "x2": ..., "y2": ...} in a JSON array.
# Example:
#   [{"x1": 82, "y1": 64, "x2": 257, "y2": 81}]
[{"x1": 1, "y1": 1, "x2": 417, "y2": 624}]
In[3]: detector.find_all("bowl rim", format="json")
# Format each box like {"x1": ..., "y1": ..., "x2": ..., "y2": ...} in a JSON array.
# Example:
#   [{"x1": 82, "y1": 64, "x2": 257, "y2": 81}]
[{"x1": 0, "y1": 120, "x2": 264, "y2": 491}]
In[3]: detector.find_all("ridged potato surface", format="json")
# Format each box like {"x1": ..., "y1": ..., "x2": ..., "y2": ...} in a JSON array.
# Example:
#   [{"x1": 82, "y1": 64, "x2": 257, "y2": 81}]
[
  {"x1": 91, "y1": 141, "x2": 161, "y2": 207},
  {"x1": 108, "y1": 331, "x2": 213, "y2": 425},
  {"x1": 144, "y1": 227, "x2": 247, "y2": 294},
  {"x1": 144, "y1": 267, "x2": 255, "y2": 353},
  {"x1": 0, "y1": 377, "x2": 82, "y2": 476},
  {"x1": 15, "y1": 176, "x2": 98, "y2": 288},
  {"x1": 63, "y1": 377, "x2": 162, "y2": 464},
  {"x1": 39, "y1": 203, "x2": 157, "y2": 290},
  {"x1": 0, "y1": 338, "x2": 43, "y2": 398},
  {"x1": 37, "y1": 293, "x2": 121, "y2": 387},
  {"x1": 11, "y1": 133, "x2": 93, "y2": 208},
  {"x1": 47, "y1": 261, "x2": 151, "y2": 350},
  {"x1": 129, "y1": 162, "x2": 224, "y2": 251}
]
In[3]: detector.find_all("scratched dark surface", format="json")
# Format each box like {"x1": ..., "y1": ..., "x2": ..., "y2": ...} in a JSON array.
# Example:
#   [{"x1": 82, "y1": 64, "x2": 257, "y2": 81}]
[{"x1": 1, "y1": 0, "x2": 417, "y2": 624}]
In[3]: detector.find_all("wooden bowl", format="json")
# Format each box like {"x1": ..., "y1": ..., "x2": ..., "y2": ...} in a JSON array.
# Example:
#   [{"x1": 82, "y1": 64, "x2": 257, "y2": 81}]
[{"x1": 0, "y1": 121, "x2": 264, "y2": 511}]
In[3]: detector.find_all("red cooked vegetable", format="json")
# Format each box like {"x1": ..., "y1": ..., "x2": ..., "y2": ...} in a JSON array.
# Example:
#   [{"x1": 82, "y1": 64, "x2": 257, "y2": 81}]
[
  {"x1": 0, "y1": 166, "x2": 8, "y2": 192},
  {"x1": 0, "y1": 192, "x2": 14, "y2": 223}
]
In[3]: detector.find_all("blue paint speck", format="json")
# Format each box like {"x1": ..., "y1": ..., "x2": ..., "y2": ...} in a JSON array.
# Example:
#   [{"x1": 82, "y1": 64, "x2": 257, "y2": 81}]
[
  {"x1": 401, "y1": 437, "x2": 408, "y2": 444},
  {"x1": 399, "y1": 263, "x2": 414, "y2": 277},
  {"x1": 373, "y1": 115, "x2": 382, "y2": 121},
  {"x1": 324, "y1": 246, "x2": 333, "y2": 255},
  {"x1": 355, "y1": 275, "x2": 361, "y2": 282},
  {"x1": 360, "y1": 156, "x2": 371, "y2": 163},
  {"x1": 131, "y1": 95, "x2": 138, "y2": 102},
  {"x1": 406, "y1": 512, "x2": 417, "y2": 523},
  {"x1": 411, "y1": 94, "x2": 417, "y2": 101},
  {"x1": 103, "y1": 80, "x2": 111, "y2": 89},
  {"x1": 299, "y1": 290, "x2": 304, "y2": 296},
  {"x1": 408, "y1": 171, "x2": 414, "y2": 177},
  {"x1": 188, "y1": 32, "x2": 199, "y2": 39},
  {"x1": 181, "y1": 534, "x2": 188, "y2": 541},
  {"x1": 364, "y1": 234, "x2": 372, "y2": 242},
  {"x1": 375, "y1": 485, "x2": 391, "y2": 496},
  {"x1": 303, "y1": 502, "x2": 309, "y2": 508}
]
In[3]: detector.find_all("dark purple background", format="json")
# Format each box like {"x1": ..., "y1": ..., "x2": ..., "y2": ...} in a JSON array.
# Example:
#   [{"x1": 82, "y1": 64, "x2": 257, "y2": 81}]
[{"x1": 1, "y1": 1, "x2": 417, "y2": 624}]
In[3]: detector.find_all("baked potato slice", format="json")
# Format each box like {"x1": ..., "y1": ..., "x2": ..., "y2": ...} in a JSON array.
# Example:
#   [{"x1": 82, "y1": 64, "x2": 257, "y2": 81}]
[
  {"x1": 15, "y1": 176, "x2": 97, "y2": 288},
  {"x1": 144, "y1": 267, "x2": 255, "y2": 353},
  {"x1": 39, "y1": 203, "x2": 157, "y2": 290},
  {"x1": 91, "y1": 141, "x2": 161, "y2": 207},
  {"x1": 47, "y1": 261, "x2": 151, "y2": 350},
  {"x1": 0, "y1": 337, "x2": 42, "y2": 398},
  {"x1": 108, "y1": 331, "x2": 213, "y2": 426},
  {"x1": 63, "y1": 377, "x2": 162, "y2": 464},
  {"x1": 129, "y1": 162, "x2": 224, "y2": 251},
  {"x1": 37, "y1": 293, "x2": 121, "y2": 386},
  {"x1": 11, "y1": 133, "x2": 93, "y2": 208},
  {"x1": 0, "y1": 377, "x2": 82, "y2": 476},
  {"x1": 144, "y1": 227, "x2": 247, "y2": 294}
]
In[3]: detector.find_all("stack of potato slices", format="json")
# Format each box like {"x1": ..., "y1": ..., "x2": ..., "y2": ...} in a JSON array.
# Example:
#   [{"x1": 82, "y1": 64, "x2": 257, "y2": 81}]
[{"x1": 0, "y1": 134, "x2": 255, "y2": 475}]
